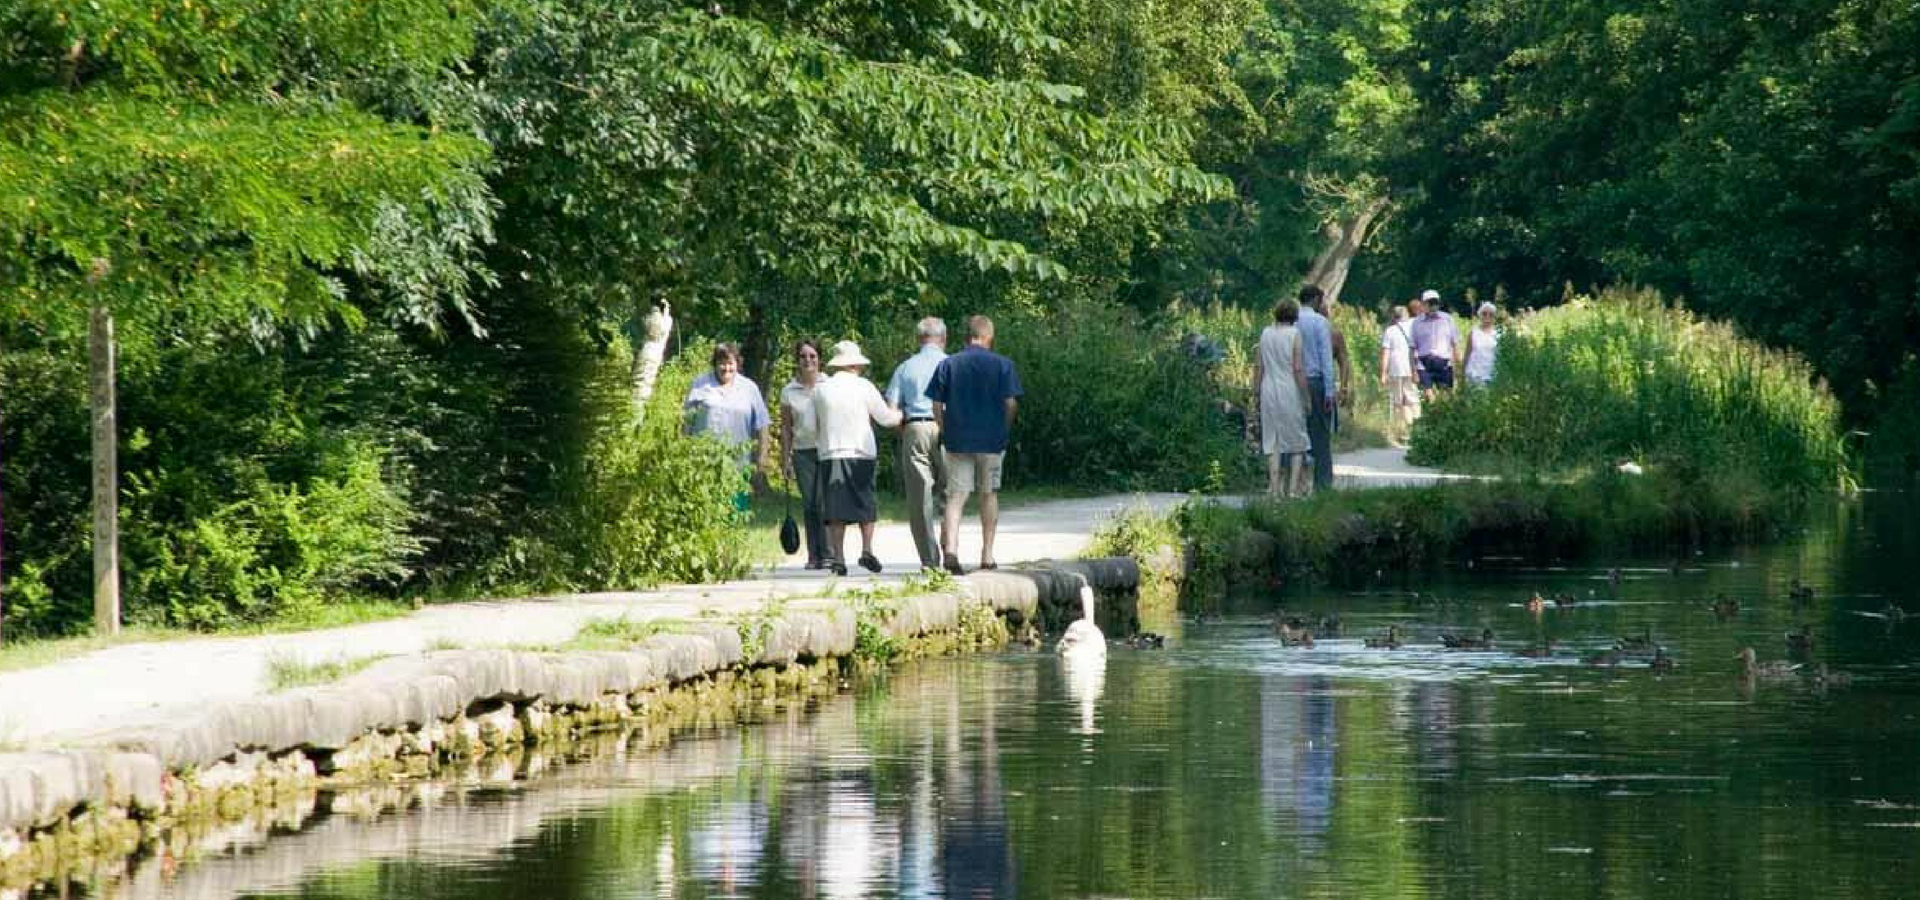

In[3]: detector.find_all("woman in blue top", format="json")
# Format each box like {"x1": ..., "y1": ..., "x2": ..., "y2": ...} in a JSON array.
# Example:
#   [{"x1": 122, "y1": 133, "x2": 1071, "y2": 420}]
[{"x1": 684, "y1": 343, "x2": 771, "y2": 509}]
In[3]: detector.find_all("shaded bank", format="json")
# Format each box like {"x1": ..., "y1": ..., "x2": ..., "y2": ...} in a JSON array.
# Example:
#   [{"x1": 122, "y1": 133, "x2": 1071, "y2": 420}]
[{"x1": 1096, "y1": 469, "x2": 1815, "y2": 604}]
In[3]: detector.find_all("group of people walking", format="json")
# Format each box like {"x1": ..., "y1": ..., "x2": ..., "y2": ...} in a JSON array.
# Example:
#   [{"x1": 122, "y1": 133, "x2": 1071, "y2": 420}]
[
  {"x1": 685, "y1": 316, "x2": 1022, "y2": 577},
  {"x1": 1257, "y1": 286, "x2": 1500, "y2": 496}
]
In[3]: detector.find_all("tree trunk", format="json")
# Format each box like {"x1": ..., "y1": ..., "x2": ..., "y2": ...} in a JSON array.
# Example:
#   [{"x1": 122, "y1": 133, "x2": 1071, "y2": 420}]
[
  {"x1": 90, "y1": 303, "x2": 120, "y2": 635},
  {"x1": 630, "y1": 300, "x2": 673, "y2": 424},
  {"x1": 1303, "y1": 196, "x2": 1391, "y2": 307}
]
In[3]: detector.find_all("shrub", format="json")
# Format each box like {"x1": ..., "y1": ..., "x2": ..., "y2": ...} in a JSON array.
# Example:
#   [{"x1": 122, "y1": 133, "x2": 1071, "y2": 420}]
[
  {"x1": 503, "y1": 339, "x2": 754, "y2": 589},
  {"x1": 1408, "y1": 287, "x2": 1850, "y2": 492},
  {"x1": 1, "y1": 335, "x2": 425, "y2": 633},
  {"x1": 994, "y1": 303, "x2": 1250, "y2": 491}
]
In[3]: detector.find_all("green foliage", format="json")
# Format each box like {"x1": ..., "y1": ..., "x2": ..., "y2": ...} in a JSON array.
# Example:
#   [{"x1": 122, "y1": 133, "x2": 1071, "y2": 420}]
[
  {"x1": 1864, "y1": 359, "x2": 1920, "y2": 487},
  {"x1": 1087, "y1": 507, "x2": 1180, "y2": 562},
  {"x1": 1384, "y1": 0, "x2": 1919, "y2": 410},
  {"x1": 730, "y1": 597, "x2": 789, "y2": 664},
  {"x1": 996, "y1": 303, "x2": 1249, "y2": 491},
  {"x1": 563, "y1": 616, "x2": 691, "y2": 652},
  {"x1": 263, "y1": 651, "x2": 390, "y2": 692},
  {"x1": 1, "y1": 333, "x2": 428, "y2": 633},
  {"x1": 1, "y1": 0, "x2": 480, "y2": 97},
  {"x1": 1408, "y1": 288, "x2": 1851, "y2": 492},
  {"x1": 471, "y1": 0, "x2": 1235, "y2": 371},
  {"x1": 500, "y1": 340, "x2": 756, "y2": 590},
  {"x1": 851, "y1": 595, "x2": 901, "y2": 665}
]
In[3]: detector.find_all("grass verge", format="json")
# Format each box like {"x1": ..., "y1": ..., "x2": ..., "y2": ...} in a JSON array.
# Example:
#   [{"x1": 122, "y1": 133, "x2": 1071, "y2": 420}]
[{"x1": 263, "y1": 650, "x2": 391, "y2": 692}]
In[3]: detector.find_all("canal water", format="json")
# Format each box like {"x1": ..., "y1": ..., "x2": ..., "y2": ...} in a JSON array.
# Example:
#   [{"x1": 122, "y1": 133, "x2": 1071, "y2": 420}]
[{"x1": 137, "y1": 496, "x2": 1920, "y2": 898}]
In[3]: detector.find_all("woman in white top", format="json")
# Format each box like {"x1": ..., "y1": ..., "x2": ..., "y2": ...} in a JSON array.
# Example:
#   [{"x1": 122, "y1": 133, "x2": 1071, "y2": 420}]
[
  {"x1": 1379, "y1": 305, "x2": 1421, "y2": 448},
  {"x1": 1253, "y1": 298, "x2": 1312, "y2": 497},
  {"x1": 1465, "y1": 302, "x2": 1500, "y2": 386},
  {"x1": 811, "y1": 340, "x2": 904, "y2": 576},
  {"x1": 780, "y1": 340, "x2": 828, "y2": 569}
]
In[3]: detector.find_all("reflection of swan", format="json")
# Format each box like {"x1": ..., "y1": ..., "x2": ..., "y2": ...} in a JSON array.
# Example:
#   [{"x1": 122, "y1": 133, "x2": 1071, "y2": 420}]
[
  {"x1": 1058, "y1": 583, "x2": 1106, "y2": 660},
  {"x1": 1062, "y1": 637, "x2": 1106, "y2": 736}
]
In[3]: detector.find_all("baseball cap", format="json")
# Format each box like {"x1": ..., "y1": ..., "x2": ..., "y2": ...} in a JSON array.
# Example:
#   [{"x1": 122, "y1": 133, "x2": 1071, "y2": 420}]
[{"x1": 1420, "y1": 289, "x2": 1440, "y2": 301}]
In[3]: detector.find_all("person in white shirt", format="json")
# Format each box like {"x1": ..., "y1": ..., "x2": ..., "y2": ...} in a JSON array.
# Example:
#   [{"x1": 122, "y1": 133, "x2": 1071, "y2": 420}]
[
  {"x1": 1378, "y1": 305, "x2": 1421, "y2": 448},
  {"x1": 779, "y1": 340, "x2": 828, "y2": 569},
  {"x1": 1465, "y1": 302, "x2": 1500, "y2": 386},
  {"x1": 811, "y1": 340, "x2": 904, "y2": 576}
]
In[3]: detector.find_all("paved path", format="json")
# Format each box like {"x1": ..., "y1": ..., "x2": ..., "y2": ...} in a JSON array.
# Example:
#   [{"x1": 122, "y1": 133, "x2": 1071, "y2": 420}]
[{"x1": 1, "y1": 450, "x2": 1451, "y2": 747}]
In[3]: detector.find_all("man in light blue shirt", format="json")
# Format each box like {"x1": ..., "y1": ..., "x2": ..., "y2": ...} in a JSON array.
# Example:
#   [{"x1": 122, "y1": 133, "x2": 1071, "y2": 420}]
[
  {"x1": 1295, "y1": 285, "x2": 1338, "y2": 491},
  {"x1": 885, "y1": 317, "x2": 950, "y2": 569}
]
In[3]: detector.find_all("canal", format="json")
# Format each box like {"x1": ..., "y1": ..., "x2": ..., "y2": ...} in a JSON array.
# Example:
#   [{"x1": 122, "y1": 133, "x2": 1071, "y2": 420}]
[{"x1": 122, "y1": 495, "x2": 1920, "y2": 899}]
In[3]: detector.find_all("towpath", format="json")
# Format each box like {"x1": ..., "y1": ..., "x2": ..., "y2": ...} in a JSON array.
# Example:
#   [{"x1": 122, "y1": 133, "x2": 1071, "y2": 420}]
[{"x1": 1, "y1": 449, "x2": 1452, "y2": 747}]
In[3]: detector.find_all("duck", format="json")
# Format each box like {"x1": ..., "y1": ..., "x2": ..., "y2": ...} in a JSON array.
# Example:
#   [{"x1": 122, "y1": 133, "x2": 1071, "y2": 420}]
[
  {"x1": 1441, "y1": 628, "x2": 1495, "y2": 650},
  {"x1": 1276, "y1": 622, "x2": 1316, "y2": 648},
  {"x1": 1784, "y1": 624, "x2": 1816, "y2": 656},
  {"x1": 1735, "y1": 646, "x2": 1800, "y2": 681},
  {"x1": 1648, "y1": 646, "x2": 1677, "y2": 673},
  {"x1": 1057, "y1": 582, "x2": 1107, "y2": 661},
  {"x1": 1607, "y1": 567, "x2": 1624, "y2": 587},
  {"x1": 1513, "y1": 639, "x2": 1556, "y2": 659},
  {"x1": 1882, "y1": 602, "x2": 1909, "y2": 624},
  {"x1": 1615, "y1": 624, "x2": 1656, "y2": 654},
  {"x1": 1127, "y1": 632, "x2": 1166, "y2": 650},
  {"x1": 1316, "y1": 614, "x2": 1343, "y2": 637},
  {"x1": 1363, "y1": 625, "x2": 1403, "y2": 649},
  {"x1": 1525, "y1": 593, "x2": 1547, "y2": 614},
  {"x1": 1011, "y1": 621, "x2": 1043, "y2": 649},
  {"x1": 1553, "y1": 593, "x2": 1578, "y2": 609},
  {"x1": 1788, "y1": 579, "x2": 1815, "y2": 605},
  {"x1": 1708, "y1": 595, "x2": 1740, "y2": 620},
  {"x1": 1584, "y1": 648, "x2": 1623, "y2": 667},
  {"x1": 1808, "y1": 664, "x2": 1853, "y2": 690}
]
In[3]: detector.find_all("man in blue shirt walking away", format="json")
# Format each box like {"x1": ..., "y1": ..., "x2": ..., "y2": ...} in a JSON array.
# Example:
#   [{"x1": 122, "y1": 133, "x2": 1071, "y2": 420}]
[
  {"x1": 1295, "y1": 285, "x2": 1339, "y2": 492},
  {"x1": 927, "y1": 316, "x2": 1024, "y2": 575},
  {"x1": 885, "y1": 317, "x2": 950, "y2": 570}
]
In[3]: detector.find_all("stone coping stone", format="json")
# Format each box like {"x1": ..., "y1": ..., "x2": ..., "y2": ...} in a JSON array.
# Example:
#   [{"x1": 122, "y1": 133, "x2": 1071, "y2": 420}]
[
  {"x1": 0, "y1": 751, "x2": 162, "y2": 833},
  {"x1": 0, "y1": 559, "x2": 1135, "y2": 832}
]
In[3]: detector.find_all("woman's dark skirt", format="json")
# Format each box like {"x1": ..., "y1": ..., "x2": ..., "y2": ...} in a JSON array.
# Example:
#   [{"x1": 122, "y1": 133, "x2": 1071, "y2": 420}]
[{"x1": 820, "y1": 456, "x2": 878, "y2": 523}]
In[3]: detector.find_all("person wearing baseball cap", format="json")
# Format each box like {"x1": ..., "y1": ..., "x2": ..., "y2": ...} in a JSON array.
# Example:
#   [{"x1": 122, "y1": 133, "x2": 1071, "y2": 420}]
[{"x1": 1410, "y1": 288, "x2": 1460, "y2": 400}]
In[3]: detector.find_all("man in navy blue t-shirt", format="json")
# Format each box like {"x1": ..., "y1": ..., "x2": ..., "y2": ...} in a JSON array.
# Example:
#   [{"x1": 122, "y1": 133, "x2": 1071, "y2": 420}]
[{"x1": 927, "y1": 315, "x2": 1023, "y2": 575}]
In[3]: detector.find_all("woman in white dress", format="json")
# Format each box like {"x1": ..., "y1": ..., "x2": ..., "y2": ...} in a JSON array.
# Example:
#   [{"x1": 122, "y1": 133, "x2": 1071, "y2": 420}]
[
  {"x1": 1465, "y1": 302, "x2": 1500, "y2": 386},
  {"x1": 1253, "y1": 298, "x2": 1312, "y2": 497}
]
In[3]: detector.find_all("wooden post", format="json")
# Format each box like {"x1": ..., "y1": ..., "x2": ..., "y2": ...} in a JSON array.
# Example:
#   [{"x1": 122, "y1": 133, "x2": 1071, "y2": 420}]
[{"x1": 90, "y1": 301, "x2": 120, "y2": 635}]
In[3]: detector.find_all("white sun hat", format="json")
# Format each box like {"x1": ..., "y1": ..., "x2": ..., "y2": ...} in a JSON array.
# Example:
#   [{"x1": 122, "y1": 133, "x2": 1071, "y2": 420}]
[
  {"x1": 825, "y1": 340, "x2": 871, "y2": 369},
  {"x1": 1420, "y1": 288, "x2": 1441, "y2": 301}
]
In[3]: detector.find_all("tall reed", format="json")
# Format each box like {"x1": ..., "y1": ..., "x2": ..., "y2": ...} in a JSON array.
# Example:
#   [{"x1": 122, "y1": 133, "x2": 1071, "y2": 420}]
[{"x1": 1410, "y1": 287, "x2": 1850, "y2": 491}]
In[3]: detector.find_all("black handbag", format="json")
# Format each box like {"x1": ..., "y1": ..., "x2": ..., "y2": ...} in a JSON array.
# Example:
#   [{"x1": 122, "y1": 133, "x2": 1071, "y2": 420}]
[{"x1": 779, "y1": 493, "x2": 801, "y2": 555}]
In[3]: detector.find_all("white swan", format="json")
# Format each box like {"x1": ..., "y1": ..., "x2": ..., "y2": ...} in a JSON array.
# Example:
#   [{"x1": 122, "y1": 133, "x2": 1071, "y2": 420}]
[
  {"x1": 1057, "y1": 583, "x2": 1106, "y2": 660},
  {"x1": 1059, "y1": 581, "x2": 1107, "y2": 736}
]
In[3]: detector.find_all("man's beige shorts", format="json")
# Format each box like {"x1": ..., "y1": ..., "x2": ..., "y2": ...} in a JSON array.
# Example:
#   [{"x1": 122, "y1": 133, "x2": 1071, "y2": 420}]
[{"x1": 947, "y1": 452, "x2": 1004, "y2": 495}]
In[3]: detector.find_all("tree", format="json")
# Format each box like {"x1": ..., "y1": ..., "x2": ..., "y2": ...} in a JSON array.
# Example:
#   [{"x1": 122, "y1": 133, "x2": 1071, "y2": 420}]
[
  {"x1": 470, "y1": 0, "x2": 1234, "y2": 380},
  {"x1": 1141, "y1": 0, "x2": 1416, "y2": 309},
  {"x1": 0, "y1": 0, "x2": 493, "y2": 632}
]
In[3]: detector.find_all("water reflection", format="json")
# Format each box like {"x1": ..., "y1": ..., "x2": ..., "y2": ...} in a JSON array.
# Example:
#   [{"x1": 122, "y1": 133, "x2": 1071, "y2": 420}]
[{"x1": 73, "y1": 493, "x2": 1920, "y2": 900}]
